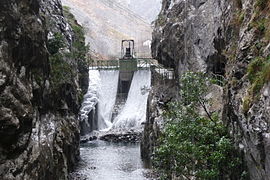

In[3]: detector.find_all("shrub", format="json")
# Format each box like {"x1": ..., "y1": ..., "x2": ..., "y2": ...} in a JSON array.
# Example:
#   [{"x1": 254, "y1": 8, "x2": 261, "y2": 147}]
[
  {"x1": 156, "y1": 14, "x2": 167, "y2": 26},
  {"x1": 63, "y1": 6, "x2": 89, "y2": 62},
  {"x1": 63, "y1": 6, "x2": 90, "y2": 96},
  {"x1": 247, "y1": 57, "x2": 265, "y2": 82},
  {"x1": 262, "y1": 61, "x2": 270, "y2": 82},
  {"x1": 256, "y1": 0, "x2": 269, "y2": 10},
  {"x1": 49, "y1": 53, "x2": 74, "y2": 89},
  {"x1": 234, "y1": 0, "x2": 242, "y2": 9},
  {"x1": 48, "y1": 32, "x2": 64, "y2": 55},
  {"x1": 153, "y1": 72, "x2": 246, "y2": 179},
  {"x1": 247, "y1": 56, "x2": 270, "y2": 96},
  {"x1": 258, "y1": 20, "x2": 266, "y2": 33},
  {"x1": 243, "y1": 56, "x2": 270, "y2": 113},
  {"x1": 243, "y1": 95, "x2": 252, "y2": 114}
]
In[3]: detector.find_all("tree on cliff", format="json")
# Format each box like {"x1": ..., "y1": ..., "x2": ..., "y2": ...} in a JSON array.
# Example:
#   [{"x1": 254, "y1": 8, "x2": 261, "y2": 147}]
[{"x1": 154, "y1": 72, "x2": 247, "y2": 180}]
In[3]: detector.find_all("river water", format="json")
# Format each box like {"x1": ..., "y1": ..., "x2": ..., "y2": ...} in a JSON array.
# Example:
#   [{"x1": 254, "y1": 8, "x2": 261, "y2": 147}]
[
  {"x1": 75, "y1": 68, "x2": 153, "y2": 179},
  {"x1": 71, "y1": 140, "x2": 154, "y2": 180}
]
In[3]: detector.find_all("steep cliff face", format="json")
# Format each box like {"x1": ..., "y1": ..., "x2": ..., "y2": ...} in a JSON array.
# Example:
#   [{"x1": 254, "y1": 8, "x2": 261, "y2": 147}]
[
  {"x1": 141, "y1": 72, "x2": 177, "y2": 160},
  {"x1": 0, "y1": 0, "x2": 87, "y2": 179},
  {"x1": 151, "y1": 0, "x2": 229, "y2": 76},
  {"x1": 223, "y1": 0, "x2": 270, "y2": 179},
  {"x1": 144, "y1": 0, "x2": 230, "y2": 162},
  {"x1": 149, "y1": 0, "x2": 270, "y2": 179}
]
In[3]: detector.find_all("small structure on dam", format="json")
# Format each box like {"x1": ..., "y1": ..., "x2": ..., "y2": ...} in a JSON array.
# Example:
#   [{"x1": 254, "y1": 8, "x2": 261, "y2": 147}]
[
  {"x1": 80, "y1": 40, "x2": 175, "y2": 134},
  {"x1": 89, "y1": 39, "x2": 154, "y2": 97}
]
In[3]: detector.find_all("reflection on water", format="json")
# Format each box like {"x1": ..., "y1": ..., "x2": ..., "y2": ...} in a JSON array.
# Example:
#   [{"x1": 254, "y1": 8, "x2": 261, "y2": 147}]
[{"x1": 71, "y1": 140, "x2": 155, "y2": 180}]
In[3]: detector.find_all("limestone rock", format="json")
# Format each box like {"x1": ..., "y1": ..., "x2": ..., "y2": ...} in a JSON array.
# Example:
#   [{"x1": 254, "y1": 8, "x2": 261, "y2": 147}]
[
  {"x1": 148, "y1": 0, "x2": 270, "y2": 179},
  {"x1": 0, "y1": 0, "x2": 86, "y2": 179}
]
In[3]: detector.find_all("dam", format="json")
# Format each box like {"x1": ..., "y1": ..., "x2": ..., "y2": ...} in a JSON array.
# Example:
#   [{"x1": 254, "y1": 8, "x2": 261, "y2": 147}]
[
  {"x1": 74, "y1": 40, "x2": 174, "y2": 180},
  {"x1": 80, "y1": 40, "x2": 174, "y2": 133}
]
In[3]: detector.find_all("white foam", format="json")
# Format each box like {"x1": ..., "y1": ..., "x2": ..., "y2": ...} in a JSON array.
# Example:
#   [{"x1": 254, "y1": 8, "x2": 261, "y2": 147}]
[
  {"x1": 112, "y1": 70, "x2": 151, "y2": 130},
  {"x1": 80, "y1": 70, "x2": 101, "y2": 126},
  {"x1": 98, "y1": 70, "x2": 119, "y2": 130}
]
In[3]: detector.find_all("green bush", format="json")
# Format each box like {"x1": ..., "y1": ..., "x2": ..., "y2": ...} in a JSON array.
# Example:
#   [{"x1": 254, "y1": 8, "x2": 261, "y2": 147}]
[
  {"x1": 63, "y1": 6, "x2": 89, "y2": 62},
  {"x1": 48, "y1": 32, "x2": 65, "y2": 55},
  {"x1": 262, "y1": 61, "x2": 270, "y2": 82},
  {"x1": 247, "y1": 57, "x2": 265, "y2": 82},
  {"x1": 153, "y1": 72, "x2": 247, "y2": 179},
  {"x1": 49, "y1": 53, "x2": 74, "y2": 89},
  {"x1": 258, "y1": 21, "x2": 266, "y2": 32},
  {"x1": 62, "y1": 6, "x2": 90, "y2": 96},
  {"x1": 256, "y1": 0, "x2": 269, "y2": 10},
  {"x1": 156, "y1": 14, "x2": 167, "y2": 26},
  {"x1": 247, "y1": 56, "x2": 270, "y2": 96}
]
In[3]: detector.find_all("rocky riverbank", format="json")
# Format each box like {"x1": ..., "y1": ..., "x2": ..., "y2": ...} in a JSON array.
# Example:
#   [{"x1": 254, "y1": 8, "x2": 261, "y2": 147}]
[
  {"x1": 141, "y1": 71, "x2": 177, "y2": 160},
  {"x1": 144, "y1": 0, "x2": 270, "y2": 179},
  {"x1": 0, "y1": 0, "x2": 88, "y2": 179}
]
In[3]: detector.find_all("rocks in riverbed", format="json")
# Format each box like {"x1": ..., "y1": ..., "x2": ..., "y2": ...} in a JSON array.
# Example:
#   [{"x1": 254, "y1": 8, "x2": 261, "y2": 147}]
[
  {"x1": 100, "y1": 132, "x2": 142, "y2": 143},
  {"x1": 80, "y1": 132, "x2": 141, "y2": 143},
  {"x1": 69, "y1": 172, "x2": 88, "y2": 180},
  {"x1": 80, "y1": 136, "x2": 98, "y2": 143},
  {"x1": 80, "y1": 129, "x2": 143, "y2": 143}
]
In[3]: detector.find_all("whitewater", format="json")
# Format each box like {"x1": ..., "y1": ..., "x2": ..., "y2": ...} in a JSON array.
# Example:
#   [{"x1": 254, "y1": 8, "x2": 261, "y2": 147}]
[
  {"x1": 80, "y1": 70, "x2": 100, "y2": 128},
  {"x1": 97, "y1": 70, "x2": 119, "y2": 130},
  {"x1": 75, "y1": 69, "x2": 153, "y2": 180},
  {"x1": 112, "y1": 70, "x2": 151, "y2": 130}
]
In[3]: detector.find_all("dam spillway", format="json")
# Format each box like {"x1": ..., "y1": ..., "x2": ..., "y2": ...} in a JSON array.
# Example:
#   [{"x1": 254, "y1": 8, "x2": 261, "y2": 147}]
[
  {"x1": 80, "y1": 58, "x2": 174, "y2": 134},
  {"x1": 112, "y1": 70, "x2": 151, "y2": 130},
  {"x1": 97, "y1": 70, "x2": 120, "y2": 130},
  {"x1": 81, "y1": 69, "x2": 151, "y2": 132}
]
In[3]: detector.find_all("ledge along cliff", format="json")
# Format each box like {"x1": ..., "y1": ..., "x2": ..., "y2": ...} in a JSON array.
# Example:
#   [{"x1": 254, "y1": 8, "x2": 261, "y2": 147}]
[
  {"x1": 142, "y1": 0, "x2": 270, "y2": 179},
  {"x1": 0, "y1": 0, "x2": 88, "y2": 179}
]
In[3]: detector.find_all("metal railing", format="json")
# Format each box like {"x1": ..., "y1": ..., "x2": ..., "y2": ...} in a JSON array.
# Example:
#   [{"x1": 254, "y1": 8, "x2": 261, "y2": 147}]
[
  {"x1": 88, "y1": 58, "x2": 176, "y2": 80},
  {"x1": 89, "y1": 60, "x2": 119, "y2": 70},
  {"x1": 152, "y1": 61, "x2": 175, "y2": 80},
  {"x1": 89, "y1": 59, "x2": 153, "y2": 70},
  {"x1": 137, "y1": 58, "x2": 152, "y2": 69}
]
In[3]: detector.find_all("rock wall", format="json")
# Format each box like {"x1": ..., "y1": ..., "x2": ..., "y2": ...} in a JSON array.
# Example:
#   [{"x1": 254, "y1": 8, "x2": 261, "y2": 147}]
[
  {"x1": 223, "y1": 0, "x2": 270, "y2": 179},
  {"x1": 141, "y1": 71, "x2": 177, "y2": 161},
  {"x1": 144, "y1": 0, "x2": 230, "y2": 163},
  {"x1": 146, "y1": 0, "x2": 270, "y2": 179},
  {"x1": 151, "y1": 0, "x2": 229, "y2": 76},
  {"x1": 0, "y1": 0, "x2": 87, "y2": 179}
]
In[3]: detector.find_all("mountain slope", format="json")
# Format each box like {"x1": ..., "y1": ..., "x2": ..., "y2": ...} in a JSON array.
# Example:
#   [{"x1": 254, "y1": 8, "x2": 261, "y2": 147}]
[
  {"x1": 116, "y1": 0, "x2": 162, "y2": 23},
  {"x1": 62, "y1": 0, "x2": 155, "y2": 58}
]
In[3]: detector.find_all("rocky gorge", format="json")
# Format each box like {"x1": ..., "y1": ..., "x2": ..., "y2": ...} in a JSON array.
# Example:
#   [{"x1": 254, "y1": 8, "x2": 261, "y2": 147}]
[
  {"x1": 1, "y1": 0, "x2": 270, "y2": 179},
  {"x1": 142, "y1": 0, "x2": 270, "y2": 179},
  {"x1": 0, "y1": 0, "x2": 88, "y2": 179}
]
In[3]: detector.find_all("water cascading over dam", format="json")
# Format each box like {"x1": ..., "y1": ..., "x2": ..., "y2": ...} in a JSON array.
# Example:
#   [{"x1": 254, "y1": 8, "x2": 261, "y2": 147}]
[
  {"x1": 98, "y1": 70, "x2": 119, "y2": 130},
  {"x1": 76, "y1": 57, "x2": 173, "y2": 179},
  {"x1": 112, "y1": 70, "x2": 151, "y2": 130},
  {"x1": 80, "y1": 70, "x2": 100, "y2": 134},
  {"x1": 80, "y1": 68, "x2": 151, "y2": 134}
]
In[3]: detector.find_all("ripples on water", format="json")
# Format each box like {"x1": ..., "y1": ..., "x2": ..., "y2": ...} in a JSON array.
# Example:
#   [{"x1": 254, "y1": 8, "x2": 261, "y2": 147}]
[{"x1": 70, "y1": 140, "x2": 155, "y2": 180}]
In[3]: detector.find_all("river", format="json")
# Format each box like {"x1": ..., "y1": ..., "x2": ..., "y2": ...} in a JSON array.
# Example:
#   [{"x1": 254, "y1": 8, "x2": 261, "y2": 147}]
[{"x1": 70, "y1": 140, "x2": 155, "y2": 180}]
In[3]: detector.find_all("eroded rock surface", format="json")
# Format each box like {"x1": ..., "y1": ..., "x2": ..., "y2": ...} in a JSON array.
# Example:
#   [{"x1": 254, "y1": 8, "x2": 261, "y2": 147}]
[
  {"x1": 145, "y1": 0, "x2": 270, "y2": 179},
  {"x1": 151, "y1": 0, "x2": 229, "y2": 76},
  {"x1": 0, "y1": 0, "x2": 86, "y2": 179}
]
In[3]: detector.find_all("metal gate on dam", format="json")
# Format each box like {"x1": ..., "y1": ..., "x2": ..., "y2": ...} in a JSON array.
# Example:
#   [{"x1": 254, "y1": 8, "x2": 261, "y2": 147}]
[
  {"x1": 89, "y1": 58, "x2": 175, "y2": 95},
  {"x1": 80, "y1": 40, "x2": 175, "y2": 133}
]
